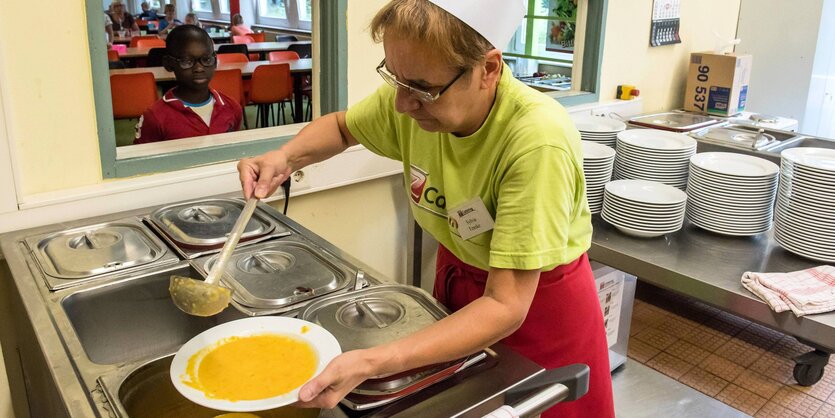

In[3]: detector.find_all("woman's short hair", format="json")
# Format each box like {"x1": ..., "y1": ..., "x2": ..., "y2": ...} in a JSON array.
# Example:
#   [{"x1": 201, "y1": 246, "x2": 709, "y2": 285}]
[
  {"x1": 232, "y1": 13, "x2": 244, "y2": 25},
  {"x1": 370, "y1": 0, "x2": 494, "y2": 70},
  {"x1": 164, "y1": 4, "x2": 175, "y2": 13}
]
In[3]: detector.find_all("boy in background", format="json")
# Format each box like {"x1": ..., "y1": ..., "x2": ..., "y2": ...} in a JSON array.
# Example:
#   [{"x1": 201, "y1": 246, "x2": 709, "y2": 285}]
[{"x1": 134, "y1": 25, "x2": 242, "y2": 144}]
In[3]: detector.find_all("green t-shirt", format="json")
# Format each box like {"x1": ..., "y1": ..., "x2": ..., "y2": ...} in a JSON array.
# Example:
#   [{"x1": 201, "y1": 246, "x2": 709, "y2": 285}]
[{"x1": 346, "y1": 64, "x2": 591, "y2": 271}]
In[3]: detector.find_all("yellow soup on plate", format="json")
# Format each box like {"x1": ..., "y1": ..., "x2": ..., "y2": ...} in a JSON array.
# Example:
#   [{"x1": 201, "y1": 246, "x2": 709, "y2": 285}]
[{"x1": 183, "y1": 333, "x2": 318, "y2": 401}]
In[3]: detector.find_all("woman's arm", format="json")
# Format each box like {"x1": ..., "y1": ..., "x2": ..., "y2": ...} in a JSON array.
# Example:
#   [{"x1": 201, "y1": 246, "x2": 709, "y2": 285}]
[
  {"x1": 237, "y1": 111, "x2": 358, "y2": 199},
  {"x1": 296, "y1": 267, "x2": 541, "y2": 408}
]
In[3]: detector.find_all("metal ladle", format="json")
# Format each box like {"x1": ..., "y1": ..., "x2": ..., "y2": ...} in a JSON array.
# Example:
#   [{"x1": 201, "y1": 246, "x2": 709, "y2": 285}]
[{"x1": 169, "y1": 197, "x2": 259, "y2": 317}]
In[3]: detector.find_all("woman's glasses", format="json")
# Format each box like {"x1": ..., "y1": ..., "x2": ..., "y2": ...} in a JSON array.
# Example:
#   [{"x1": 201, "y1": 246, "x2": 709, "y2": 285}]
[
  {"x1": 376, "y1": 59, "x2": 466, "y2": 104},
  {"x1": 168, "y1": 53, "x2": 217, "y2": 70}
]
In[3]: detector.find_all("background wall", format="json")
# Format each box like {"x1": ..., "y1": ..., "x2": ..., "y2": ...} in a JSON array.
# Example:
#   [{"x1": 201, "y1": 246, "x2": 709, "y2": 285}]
[{"x1": 598, "y1": 0, "x2": 742, "y2": 113}]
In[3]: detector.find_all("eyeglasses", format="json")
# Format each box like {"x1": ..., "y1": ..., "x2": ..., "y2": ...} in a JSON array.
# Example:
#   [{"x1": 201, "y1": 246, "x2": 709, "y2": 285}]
[
  {"x1": 376, "y1": 59, "x2": 466, "y2": 104},
  {"x1": 167, "y1": 53, "x2": 217, "y2": 70}
]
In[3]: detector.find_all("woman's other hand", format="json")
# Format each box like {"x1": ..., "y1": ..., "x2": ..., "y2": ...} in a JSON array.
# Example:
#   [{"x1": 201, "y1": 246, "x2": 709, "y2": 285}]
[
  {"x1": 295, "y1": 350, "x2": 378, "y2": 409},
  {"x1": 237, "y1": 149, "x2": 292, "y2": 199}
]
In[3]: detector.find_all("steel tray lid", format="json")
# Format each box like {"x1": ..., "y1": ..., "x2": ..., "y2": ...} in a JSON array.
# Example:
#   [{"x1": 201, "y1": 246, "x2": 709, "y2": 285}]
[
  {"x1": 298, "y1": 284, "x2": 449, "y2": 352},
  {"x1": 24, "y1": 218, "x2": 169, "y2": 279},
  {"x1": 628, "y1": 112, "x2": 724, "y2": 132},
  {"x1": 199, "y1": 240, "x2": 353, "y2": 309},
  {"x1": 149, "y1": 198, "x2": 276, "y2": 248}
]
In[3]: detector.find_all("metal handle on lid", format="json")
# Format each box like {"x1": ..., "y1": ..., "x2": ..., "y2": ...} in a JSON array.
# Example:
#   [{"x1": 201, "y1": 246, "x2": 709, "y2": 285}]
[{"x1": 205, "y1": 198, "x2": 258, "y2": 286}]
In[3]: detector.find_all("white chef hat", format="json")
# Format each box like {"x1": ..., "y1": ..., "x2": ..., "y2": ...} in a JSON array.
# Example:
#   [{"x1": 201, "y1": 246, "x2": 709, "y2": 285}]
[{"x1": 428, "y1": 0, "x2": 527, "y2": 49}]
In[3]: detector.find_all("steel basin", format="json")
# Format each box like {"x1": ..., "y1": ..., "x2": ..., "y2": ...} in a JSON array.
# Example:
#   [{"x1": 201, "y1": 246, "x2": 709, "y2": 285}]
[
  {"x1": 112, "y1": 355, "x2": 320, "y2": 418},
  {"x1": 763, "y1": 135, "x2": 835, "y2": 152},
  {"x1": 61, "y1": 264, "x2": 246, "y2": 364}
]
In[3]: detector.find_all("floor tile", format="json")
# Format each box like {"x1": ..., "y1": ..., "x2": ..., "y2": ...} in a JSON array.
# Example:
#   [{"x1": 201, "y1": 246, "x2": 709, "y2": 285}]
[
  {"x1": 715, "y1": 384, "x2": 768, "y2": 416},
  {"x1": 714, "y1": 338, "x2": 767, "y2": 368},
  {"x1": 733, "y1": 369, "x2": 782, "y2": 400},
  {"x1": 681, "y1": 326, "x2": 731, "y2": 352},
  {"x1": 772, "y1": 336, "x2": 813, "y2": 359},
  {"x1": 700, "y1": 354, "x2": 747, "y2": 382},
  {"x1": 772, "y1": 386, "x2": 825, "y2": 417},
  {"x1": 750, "y1": 352, "x2": 797, "y2": 384},
  {"x1": 646, "y1": 352, "x2": 694, "y2": 380},
  {"x1": 702, "y1": 311, "x2": 750, "y2": 337},
  {"x1": 634, "y1": 327, "x2": 678, "y2": 351},
  {"x1": 816, "y1": 403, "x2": 835, "y2": 418},
  {"x1": 665, "y1": 339, "x2": 711, "y2": 365},
  {"x1": 627, "y1": 337, "x2": 661, "y2": 364},
  {"x1": 655, "y1": 314, "x2": 697, "y2": 339},
  {"x1": 678, "y1": 367, "x2": 729, "y2": 397},
  {"x1": 755, "y1": 401, "x2": 806, "y2": 418},
  {"x1": 791, "y1": 370, "x2": 835, "y2": 403},
  {"x1": 737, "y1": 323, "x2": 784, "y2": 351}
]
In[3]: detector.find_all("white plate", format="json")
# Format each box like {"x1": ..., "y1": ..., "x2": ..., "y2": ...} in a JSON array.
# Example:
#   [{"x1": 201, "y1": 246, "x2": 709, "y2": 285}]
[
  {"x1": 690, "y1": 152, "x2": 779, "y2": 177},
  {"x1": 615, "y1": 141, "x2": 696, "y2": 157},
  {"x1": 616, "y1": 129, "x2": 697, "y2": 151},
  {"x1": 689, "y1": 217, "x2": 771, "y2": 236},
  {"x1": 581, "y1": 140, "x2": 617, "y2": 160},
  {"x1": 603, "y1": 189, "x2": 687, "y2": 209},
  {"x1": 781, "y1": 147, "x2": 835, "y2": 173},
  {"x1": 572, "y1": 115, "x2": 627, "y2": 133},
  {"x1": 602, "y1": 212, "x2": 681, "y2": 238},
  {"x1": 170, "y1": 317, "x2": 341, "y2": 412}
]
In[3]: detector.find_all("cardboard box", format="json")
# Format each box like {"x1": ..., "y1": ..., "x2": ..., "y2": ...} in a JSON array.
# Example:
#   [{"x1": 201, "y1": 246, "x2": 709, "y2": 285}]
[{"x1": 684, "y1": 51, "x2": 752, "y2": 116}]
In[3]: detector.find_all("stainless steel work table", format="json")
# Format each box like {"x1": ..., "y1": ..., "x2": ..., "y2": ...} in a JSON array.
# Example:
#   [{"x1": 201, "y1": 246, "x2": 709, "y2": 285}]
[{"x1": 589, "y1": 216, "x2": 834, "y2": 384}]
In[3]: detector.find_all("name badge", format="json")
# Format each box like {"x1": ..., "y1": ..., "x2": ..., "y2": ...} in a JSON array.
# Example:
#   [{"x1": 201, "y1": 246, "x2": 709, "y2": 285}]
[{"x1": 448, "y1": 197, "x2": 495, "y2": 240}]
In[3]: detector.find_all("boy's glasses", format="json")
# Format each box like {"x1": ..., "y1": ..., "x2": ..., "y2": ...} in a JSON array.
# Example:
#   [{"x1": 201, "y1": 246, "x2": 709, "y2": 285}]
[
  {"x1": 168, "y1": 53, "x2": 217, "y2": 70},
  {"x1": 376, "y1": 59, "x2": 466, "y2": 104}
]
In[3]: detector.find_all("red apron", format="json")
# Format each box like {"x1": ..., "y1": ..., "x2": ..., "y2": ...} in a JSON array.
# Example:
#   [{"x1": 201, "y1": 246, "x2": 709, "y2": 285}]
[{"x1": 434, "y1": 246, "x2": 615, "y2": 418}]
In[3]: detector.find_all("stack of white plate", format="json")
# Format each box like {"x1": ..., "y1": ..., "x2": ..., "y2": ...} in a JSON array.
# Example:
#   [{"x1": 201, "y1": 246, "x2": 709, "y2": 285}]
[
  {"x1": 686, "y1": 152, "x2": 779, "y2": 236},
  {"x1": 571, "y1": 115, "x2": 626, "y2": 148},
  {"x1": 582, "y1": 141, "x2": 616, "y2": 214},
  {"x1": 601, "y1": 179, "x2": 687, "y2": 238},
  {"x1": 613, "y1": 129, "x2": 696, "y2": 190},
  {"x1": 774, "y1": 148, "x2": 835, "y2": 262}
]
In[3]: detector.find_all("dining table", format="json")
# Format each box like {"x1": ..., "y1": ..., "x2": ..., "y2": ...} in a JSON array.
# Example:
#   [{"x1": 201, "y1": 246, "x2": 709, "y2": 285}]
[
  {"x1": 109, "y1": 59, "x2": 313, "y2": 123},
  {"x1": 118, "y1": 41, "x2": 311, "y2": 60},
  {"x1": 112, "y1": 32, "x2": 232, "y2": 45}
]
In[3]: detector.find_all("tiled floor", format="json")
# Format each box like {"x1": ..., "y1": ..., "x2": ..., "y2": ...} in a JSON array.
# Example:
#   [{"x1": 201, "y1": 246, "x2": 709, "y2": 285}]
[{"x1": 628, "y1": 284, "x2": 835, "y2": 417}]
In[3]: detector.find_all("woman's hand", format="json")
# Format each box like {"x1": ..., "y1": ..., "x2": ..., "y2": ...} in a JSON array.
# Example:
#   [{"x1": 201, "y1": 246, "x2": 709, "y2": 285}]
[
  {"x1": 295, "y1": 350, "x2": 377, "y2": 409},
  {"x1": 237, "y1": 149, "x2": 292, "y2": 199}
]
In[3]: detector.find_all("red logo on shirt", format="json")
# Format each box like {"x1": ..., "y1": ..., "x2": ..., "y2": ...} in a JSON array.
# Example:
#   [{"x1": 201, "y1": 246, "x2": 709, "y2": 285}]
[{"x1": 410, "y1": 165, "x2": 428, "y2": 204}]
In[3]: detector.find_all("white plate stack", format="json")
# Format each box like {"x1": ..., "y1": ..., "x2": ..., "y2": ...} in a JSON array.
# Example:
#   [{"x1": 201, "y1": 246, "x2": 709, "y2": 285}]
[
  {"x1": 582, "y1": 141, "x2": 616, "y2": 214},
  {"x1": 613, "y1": 129, "x2": 696, "y2": 190},
  {"x1": 601, "y1": 180, "x2": 687, "y2": 238},
  {"x1": 571, "y1": 115, "x2": 626, "y2": 148},
  {"x1": 774, "y1": 148, "x2": 835, "y2": 262},
  {"x1": 686, "y1": 152, "x2": 779, "y2": 236}
]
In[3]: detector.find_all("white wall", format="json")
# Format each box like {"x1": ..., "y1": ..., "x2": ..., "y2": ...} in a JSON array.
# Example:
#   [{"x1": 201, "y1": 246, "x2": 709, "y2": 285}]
[
  {"x1": 736, "y1": 0, "x2": 824, "y2": 128},
  {"x1": 802, "y1": 0, "x2": 835, "y2": 137}
]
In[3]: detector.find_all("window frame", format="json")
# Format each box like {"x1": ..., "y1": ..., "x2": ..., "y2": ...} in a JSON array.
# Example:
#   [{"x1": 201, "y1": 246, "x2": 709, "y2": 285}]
[
  {"x1": 190, "y1": 0, "x2": 230, "y2": 22},
  {"x1": 87, "y1": 0, "x2": 347, "y2": 178},
  {"x1": 505, "y1": 0, "x2": 608, "y2": 107},
  {"x1": 255, "y1": 0, "x2": 312, "y2": 31}
]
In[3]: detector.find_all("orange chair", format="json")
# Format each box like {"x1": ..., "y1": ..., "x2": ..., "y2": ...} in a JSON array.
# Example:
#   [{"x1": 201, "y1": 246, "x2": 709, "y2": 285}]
[
  {"x1": 209, "y1": 69, "x2": 248, "y2": 129},
  {"x1": 245, "y1": 32, "x2": 266, "y2": 43},
  {"x1": 267, "y1": 51, "x2": 300, "y2": 62},
  {"x1": 217, "y1": 53, "x2": 249, "y2": 65},
  {"x1": 232, "y1": 35, "x2": 259, "y2": 61},
  {"x1": 107, "y1": 49, "x2": 121, "y2": 62},
  {"x1": 249, "y1": 63, "x2": 293, "y2": 127},
  {"x1": 129, "y1": 35, "x2": 161, "y2": 48},
  {"x1": 110, "y1": 73, "x2": 159, "y2": 119},
  {"x1": 136, "y1": 38, "x2": 166, "y2": 49}
]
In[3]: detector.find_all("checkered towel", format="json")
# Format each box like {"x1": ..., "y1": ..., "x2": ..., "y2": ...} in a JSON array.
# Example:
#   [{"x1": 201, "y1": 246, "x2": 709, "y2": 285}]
[{"x1": 741, "y1": 266, "x2": 835, "y2": 316}]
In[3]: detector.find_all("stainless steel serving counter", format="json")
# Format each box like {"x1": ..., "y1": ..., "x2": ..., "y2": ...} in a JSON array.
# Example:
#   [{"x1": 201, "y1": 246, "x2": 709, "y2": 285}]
[
  {"x1": 0, "y1": 201, "x2": 548, "y2": 418},
  {"x1": 589, "y1": 216, "x2": 835, "y2": 382}
]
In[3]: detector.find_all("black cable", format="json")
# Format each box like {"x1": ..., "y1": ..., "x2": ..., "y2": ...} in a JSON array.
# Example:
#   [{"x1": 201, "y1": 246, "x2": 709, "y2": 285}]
[{"x1": 281, "y1": 177, "x2": 292, "y2": 215}]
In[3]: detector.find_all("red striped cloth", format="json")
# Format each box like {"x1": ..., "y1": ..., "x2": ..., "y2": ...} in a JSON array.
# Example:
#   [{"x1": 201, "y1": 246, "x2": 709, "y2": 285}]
[{"x1": 741, "y1": 266, "x2": 835, "y2": 316}]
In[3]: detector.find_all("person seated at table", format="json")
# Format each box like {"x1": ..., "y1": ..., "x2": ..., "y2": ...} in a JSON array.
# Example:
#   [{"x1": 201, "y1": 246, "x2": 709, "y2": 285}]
[
  {"x1": 104, "y1": 13, "x2": 114, "y2": 48},
  {"x1": 134, "y1": 25, "x2": 242, "y2": 144},
  {"x1": 107, "y1": 0, "x2": 139, "y2": 34},
  {"x1": 137, "y1": 1, "x2": 158, "y2": 20},
  {"x1": 230, "y1": 13, "x2": 253, "y2": 37},
  {"x1": 158, "y1": 4, "x2": 182, "y2": 35},
  {"x1": 184, "y1": 13, "x2": 203, "y2": 29}
]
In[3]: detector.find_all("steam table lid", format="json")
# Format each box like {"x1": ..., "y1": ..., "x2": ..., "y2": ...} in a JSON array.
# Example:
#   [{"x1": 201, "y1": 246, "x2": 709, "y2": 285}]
[{"x1": 150, "y1": 198, "x2": 275, "y2": 247}]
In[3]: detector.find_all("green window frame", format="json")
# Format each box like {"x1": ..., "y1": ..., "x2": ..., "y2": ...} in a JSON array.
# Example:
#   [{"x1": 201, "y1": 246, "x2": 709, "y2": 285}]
[
  {"x1": 87, "y1": 0, "x2": 348, "y2": 178},
  {"x1": 504, "y1": 0, "x2": 608, "y2": 107}
]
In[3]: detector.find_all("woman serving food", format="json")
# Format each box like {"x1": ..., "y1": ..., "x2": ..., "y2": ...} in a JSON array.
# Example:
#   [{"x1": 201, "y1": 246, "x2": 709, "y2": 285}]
[{"x1": 237, "y1": 1, "x2": 614, "y2": 416}]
